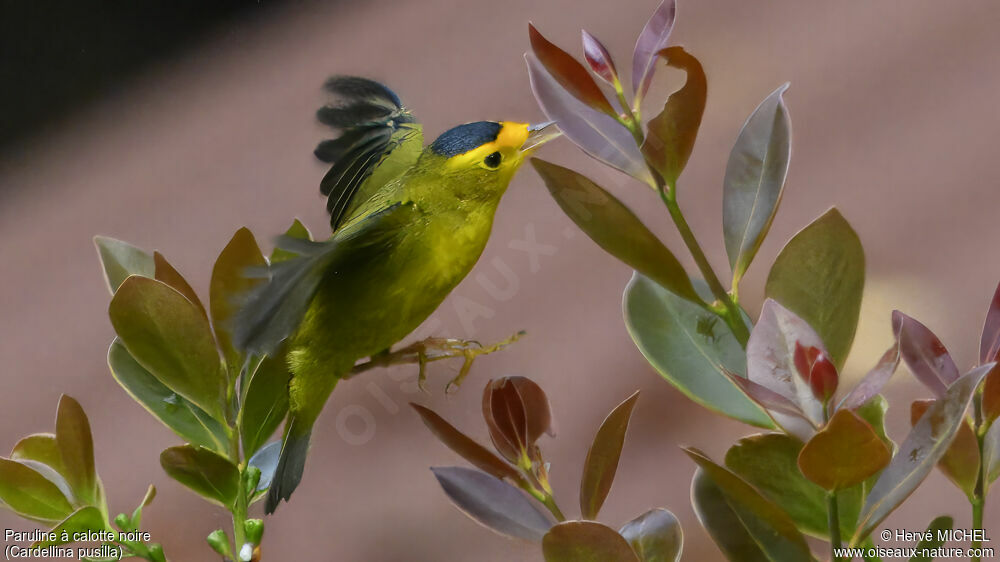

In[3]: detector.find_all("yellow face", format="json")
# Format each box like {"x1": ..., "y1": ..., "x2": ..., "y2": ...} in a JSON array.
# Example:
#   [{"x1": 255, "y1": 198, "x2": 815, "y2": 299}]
[{"x1": 443, "y1": 121, "x2": 531, "y2": 173}]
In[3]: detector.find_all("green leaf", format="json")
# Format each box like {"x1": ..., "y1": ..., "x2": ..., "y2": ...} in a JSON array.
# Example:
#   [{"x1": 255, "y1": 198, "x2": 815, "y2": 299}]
[
  {"x1": 411, "y1": 403, "x2": 522, "y2": 483},
  {"x1": 430, "y1": 466, "x2": 552, "y2": 542},
  {"x1": 108, "y1": 339, "x2": 228, "y2": 452},
  {"x1": 685, "y1": 448, "x2": 811, "y2": 562},
  {"x1": 94, "y1": 236, "x2": 154, "y2": 295},
  {"x1": 691, "y1": 468, "x2": 768, "y2": 562},
  {"x1": 34, "y1": 506, "x2": 108, "y2": 547},
  {"x1": 641, "y1": 47, "x2": 705, "y2": 187},
  {"x1": 624, "y1": 273, "x2": 772, "y2": 427},
  {"x1": 764, "y1": 207, "x2": 864, "y2": 369},
  {"x1": 109, "y1": 276, "x2": 227, "y2": 422},
  {"x1": 0, "y1": 458, "x2": 73, "y2": 523},
  {"x1": 270, "y1": 219, "x2": 313, "y2": 263},
  {"x1": 542, "y1": 521, "x2": 640, "y2": 562},
  {"x1": 723, "y1": 84, "x2": 791, "y2": 282},
  {"x1": 11, "y1": 433, "x2": 64, "y2": 475},
  {"x1": 855, "y1": 395, "x2": 896, "y2": 496},
  {"x1": 533, "y1": 159, "x2": 700, "y2": 305},
  {"x1": 580, "y1": 391, "x2": 639, "y2": 519},
  {"x1": 55, "y1": 395, "x2": 98, "y2": 505},
  {"x1": 618, "y1": 508, "x2": 683, "y2": 562},
  {"x1": 798, "y1": 409, "x2": 890, "y2": 491},
  {"x1": 239, "y1": 355, "x2": 289, "y2": 457},
  {"x1": 210, "y1": 227, "x2": 267, "y2": 370},
  {"x1": 130, "y1": 484, "x2": 156, "y2": 529},
  {"x1": 853, "y1": 365, "x2": 992, "y2": 545},
  {"x1": 153, "y1": 251, "x2": 207, "y2": 320},
  {"x1": 724, "y1": 432, "x2": 860, "y2": 539},
  {"x1": 909, "y1": 515, "x2": 953, "y2": 562},
  {"x1": 159, "y1": 445, "x2": 239, "y2": 508}
]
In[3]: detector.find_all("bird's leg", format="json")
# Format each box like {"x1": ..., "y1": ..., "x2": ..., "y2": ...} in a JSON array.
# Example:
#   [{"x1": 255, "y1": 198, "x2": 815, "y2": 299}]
[{"x1": 346, "y1": 331, "x2": 525, "y2": 391}]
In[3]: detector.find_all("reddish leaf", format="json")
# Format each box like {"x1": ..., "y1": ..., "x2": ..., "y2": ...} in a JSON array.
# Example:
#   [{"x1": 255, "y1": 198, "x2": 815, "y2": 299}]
[
  {"x1": 793, "y1": 343, "x2": 838, "y2": 404},
  {"x1": 580, "y1": 391, "x2": 639, "y2": 519},
  {"x1": 581, "y1": 31, "x2": 619, "y2": 86},
  {"x1": 632, "y1": 0, "x2": 676, "y2": 99},
  {"x1": 543, "y1": 521, "x2": 640, "y2": 562},
  {"x1": 529, "y1": 24, "x2": 616, "y2": 117},
  {"x1": 981, "y1": 281, "x2": 1000, "y2": 364},
  {"x1": 641, "y1": 47, "x2": 705, "y2": 187},
  {"x1": 797, "y1": 409, "x2": 890, "y2": 491},
  {"x1": 153, "y1": 251, "x2": 207, "y2": 320},
  {"x1": 893, "y1": 310, "x2": 959, "y2": 397},
  {"x1": 411, "y1": 403, "x2": 521, "y2": 483},
  {"x1": 526, "y1": 54, "x2": 653, "y2": 186},
  {"x1": 911, "y1": 400, "x2": 980, "y2": 498},
  {"x1": 983, "y1": 364, "x2": 1000, "y2": 424},
  {"x1": 482, "y1": 377, "x2": 552, "y2": 465},
  {"x1": 839, "y1": 342, "x2": 901, "y2": 410}
]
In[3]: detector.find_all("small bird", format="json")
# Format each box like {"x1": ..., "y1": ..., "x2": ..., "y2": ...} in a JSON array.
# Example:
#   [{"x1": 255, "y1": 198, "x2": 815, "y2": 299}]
[{"x1": 233, "y1": 76, "x2": 557, "y2": 514}]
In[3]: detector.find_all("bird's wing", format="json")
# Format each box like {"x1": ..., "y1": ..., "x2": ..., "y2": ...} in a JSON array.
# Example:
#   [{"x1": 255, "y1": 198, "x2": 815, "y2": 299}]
[
  {"x1": 314, "y1": 77, "x2": 424, "y2": 231},
  {"x1": 232, "y1": 201, "x2": 418, "y2": 355}
]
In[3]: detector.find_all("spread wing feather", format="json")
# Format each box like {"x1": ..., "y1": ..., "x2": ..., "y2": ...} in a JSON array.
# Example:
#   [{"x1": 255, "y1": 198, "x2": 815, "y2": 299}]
[
  {"x1": 314, "y1": 76, "x2": 423, "y2": 231},
  {"x1": 232, "y1": 202, "x2": 418, "y2": 355}
]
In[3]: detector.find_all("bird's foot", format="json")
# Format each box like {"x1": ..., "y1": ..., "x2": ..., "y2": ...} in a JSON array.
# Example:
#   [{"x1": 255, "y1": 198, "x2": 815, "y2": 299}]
[{"x1": 347, "y1": 331, "x2": 525, "y2": 391}]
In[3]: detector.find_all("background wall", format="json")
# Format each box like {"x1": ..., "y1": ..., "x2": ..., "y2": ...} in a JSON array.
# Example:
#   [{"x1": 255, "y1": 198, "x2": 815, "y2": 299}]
[{"x1": 1, "y1": 0, "x2": 999, "y2": 559}]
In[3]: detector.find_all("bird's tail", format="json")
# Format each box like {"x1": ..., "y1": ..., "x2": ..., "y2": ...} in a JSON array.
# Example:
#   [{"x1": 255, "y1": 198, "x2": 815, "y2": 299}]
[{"x1": 265, "y1": 416, "x2": 312, "y2": 514}]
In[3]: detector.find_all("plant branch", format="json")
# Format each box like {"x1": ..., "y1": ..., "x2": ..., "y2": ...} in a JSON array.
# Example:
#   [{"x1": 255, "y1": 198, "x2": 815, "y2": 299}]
[
  {"x1": 972, "y1": 395, "x2": 986, "y2": 562},
  {"x1": 828, "y1": 491, "x2": 842, "y2": 561},
  {"x1": 656, "y1": 180, "x2": 750, "y2": 346}
]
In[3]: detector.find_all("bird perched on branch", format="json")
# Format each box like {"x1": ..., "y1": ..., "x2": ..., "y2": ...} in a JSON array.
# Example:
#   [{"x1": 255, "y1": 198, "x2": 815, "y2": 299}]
[{"x1": 232, "y1": 76, "x2": 557, "y2": 514}]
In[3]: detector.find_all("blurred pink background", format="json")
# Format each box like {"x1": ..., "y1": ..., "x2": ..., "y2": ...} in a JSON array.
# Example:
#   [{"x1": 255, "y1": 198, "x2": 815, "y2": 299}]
[{"x1": 2, "y1": 0, "x2": 1000, "y2": 559}]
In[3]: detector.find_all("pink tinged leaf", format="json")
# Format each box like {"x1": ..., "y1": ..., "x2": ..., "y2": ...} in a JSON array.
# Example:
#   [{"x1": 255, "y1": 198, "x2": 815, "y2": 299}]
[
  {"x1": 526, "y1": 53, "x2": 655, "y2": 187},
  {"x1": 582, "y1": 30, "x2": 619, "y2": 86},
  {"x1": 853, "y1": 364, "x2": 992, "y2": 545},
  {"x1": 981, "y1": 281, "x2": 1000, "y2": 364},
  {"x1": 431, "y1": 466, "x2": 553, "y2": 542},
  {"x1": 747, "y1": 299, "x2": 826, "y2": 425},
  {"x1": 529, "y1": 24, "x2": 617, "y2": 117},
  {"x1": 631, "y1": 0, "x2": 677, "y2": 99},
  {"x1": 910, "y1": 400, "x2": 980, "y2": 499},
  {"x1": 838, "y1": 342, "x2": 901, "y2": 411},
  {"x1": 893, "y1": 311, "x2": 959, "y2": 397},
  {"x1": 725, "y1": 371, "x2": 815, "y2": 442}
]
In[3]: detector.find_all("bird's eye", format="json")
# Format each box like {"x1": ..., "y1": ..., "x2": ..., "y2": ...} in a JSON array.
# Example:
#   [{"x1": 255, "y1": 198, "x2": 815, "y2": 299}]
[{"x1": 484, "y1": 151, "x2": 502, "y2": 169}]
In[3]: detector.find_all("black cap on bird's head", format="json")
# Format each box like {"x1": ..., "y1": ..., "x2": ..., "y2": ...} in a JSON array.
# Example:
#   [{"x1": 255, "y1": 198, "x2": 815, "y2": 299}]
[{"x1": 428, "y1": 120, "x2": 559, "y2": 174}]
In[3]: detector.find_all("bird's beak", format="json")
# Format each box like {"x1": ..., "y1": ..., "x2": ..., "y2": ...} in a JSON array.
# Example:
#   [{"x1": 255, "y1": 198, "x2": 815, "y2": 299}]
[{"x1": 521, "y1": 121, "x2": 561, "y2": 153}]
